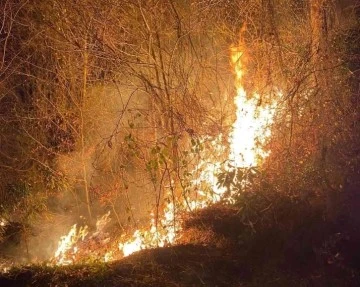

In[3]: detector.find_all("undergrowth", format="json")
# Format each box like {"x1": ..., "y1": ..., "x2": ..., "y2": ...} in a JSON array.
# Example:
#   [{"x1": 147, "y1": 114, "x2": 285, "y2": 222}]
[{"x1": 1, "y1": 181, "x2": 360, "y2": 286}]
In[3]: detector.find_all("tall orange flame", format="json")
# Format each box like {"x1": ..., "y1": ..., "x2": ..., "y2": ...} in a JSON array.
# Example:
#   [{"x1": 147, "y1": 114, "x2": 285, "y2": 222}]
[
  {"x1": 50, "y1": 30, "x2": 280, "y2": 263},
  {"x1": 229, "y1": 32, "x2": 279, "y2": 168}
]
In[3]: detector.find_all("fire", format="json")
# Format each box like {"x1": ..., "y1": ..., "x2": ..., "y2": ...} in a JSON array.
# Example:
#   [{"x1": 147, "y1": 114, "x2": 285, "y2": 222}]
[
  {"x1": 190, "y1": 135, "x2": 228, "y2": 204},
  {"x1": 230, "y1": 90, "x2": 277, "y2": 167},
  {"x1": 53, "y1": 224, "x2": 89, "y2": 265},
  {"x1": 119, "y1": 202, "x2": 178, "y2": 256},
  {"x1": 116, "y1": 35, "x2": 279, "y2": 258},
  {"x1": 229, "y1": 43, "x2": 279, "y2": 168},
  {"x1": 190, "y1": 39, "x2": 279, "y2": 205},
  {"x1": 49, "y1": 33, "x2": 280, "y2": 263},
  {"x1": 53, "y1": 212, "x2": 111, "y2": 265}
]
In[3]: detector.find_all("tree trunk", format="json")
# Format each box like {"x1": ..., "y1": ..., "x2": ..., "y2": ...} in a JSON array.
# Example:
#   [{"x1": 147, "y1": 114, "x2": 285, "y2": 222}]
[
  {"x1": 310, "y1": 0, "x2": 339, "y2": 220},
  {"x1": 81, "y1": 39, "x2": 92, "y2": 220}
]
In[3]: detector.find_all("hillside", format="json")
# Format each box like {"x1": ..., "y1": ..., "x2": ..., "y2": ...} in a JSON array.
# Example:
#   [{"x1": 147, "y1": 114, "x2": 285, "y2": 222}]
[
  {"x1": 1, "y1": 198, "x2": 360, "y2": 287},
  {"x1": 1, "y1": 1, "x2": 360, "y2": 286}
]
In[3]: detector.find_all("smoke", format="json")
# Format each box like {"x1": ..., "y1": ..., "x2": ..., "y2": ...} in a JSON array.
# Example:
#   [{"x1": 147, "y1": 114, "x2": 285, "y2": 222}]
[{"x1": 0, "y1": 84, "x2": 157, "y2": 266}]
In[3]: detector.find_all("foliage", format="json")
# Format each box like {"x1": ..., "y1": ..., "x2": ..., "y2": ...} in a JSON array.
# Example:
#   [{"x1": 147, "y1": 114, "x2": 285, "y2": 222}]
[{"x1": 0, "y1": 0, "x2": 359, "y2": 271}]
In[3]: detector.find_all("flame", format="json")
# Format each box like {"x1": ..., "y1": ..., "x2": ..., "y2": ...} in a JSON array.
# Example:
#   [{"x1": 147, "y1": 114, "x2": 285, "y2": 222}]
[
  {"x1": 49, "y1": 33, "x2": 280, "y2": 263},
  {"x1": 53, "y1": 212, "x2": 111, "y2": 265},
  {"x1": 190, "y1": 135, "x2": 227, "y2": 203},
  {"x1": 189, "y1": 40, "x2": 279, "y2": 205},
  {"x1": 119, "y1": 230, "x2": 143, "y2": 257},
  {"x1": 53, "y1": 224, "x2": 89, "y2": 265},
  {"x1": 229, "y1": 43, "x2": 279, "y2": 168},
  {"x1": 119, "y1": 201, "x2": 178, "y2": 257},
  {"x1": 116, "y1": 35, "x2": 280, "y2": 258},
  {"x1": 93, "y1": 211, "x2": 111, "y2": 236}
]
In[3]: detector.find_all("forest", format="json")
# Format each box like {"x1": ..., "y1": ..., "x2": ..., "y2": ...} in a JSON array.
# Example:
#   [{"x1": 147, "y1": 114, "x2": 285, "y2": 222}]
[{"x1": 0, "y1": 0, "x2": 360, "y2": 286}]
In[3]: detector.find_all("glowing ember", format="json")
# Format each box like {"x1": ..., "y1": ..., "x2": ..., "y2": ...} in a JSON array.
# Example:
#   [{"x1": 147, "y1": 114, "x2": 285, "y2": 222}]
[
  {"x1": 104, "y1": 251, "x2": 113, "y2": 262},
  {"x1": 0, "y1": 218, "x2": 6, "y2": 227},
  {"x1": 2, "y1": 267, "x2": 9, "y2": 273}
]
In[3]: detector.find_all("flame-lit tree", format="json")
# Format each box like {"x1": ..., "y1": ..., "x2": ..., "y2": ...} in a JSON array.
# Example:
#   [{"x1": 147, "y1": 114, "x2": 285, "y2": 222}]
[
  {"x1": 238, "y1": 0, "x2": 360, "y2": 221},
  {"x1": 0, "y1": 0, "x2": 359, "y2": 263},
  {"x1": 0, "y1": 0, "x2": 237, "y2": 243}
]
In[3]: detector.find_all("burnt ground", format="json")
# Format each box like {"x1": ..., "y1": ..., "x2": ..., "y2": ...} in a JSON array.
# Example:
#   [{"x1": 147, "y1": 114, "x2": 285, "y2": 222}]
[{"x1": 1, "y1": 196, "x2": 360, "y2": 287}]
